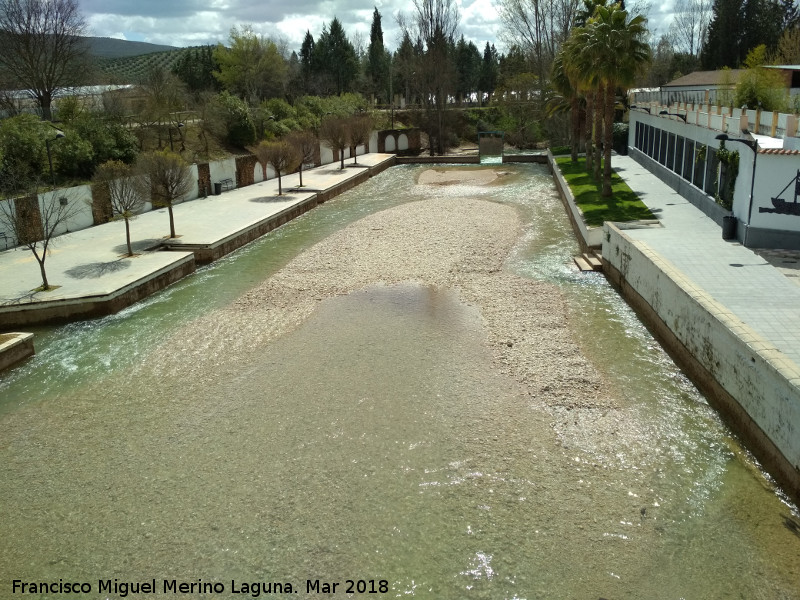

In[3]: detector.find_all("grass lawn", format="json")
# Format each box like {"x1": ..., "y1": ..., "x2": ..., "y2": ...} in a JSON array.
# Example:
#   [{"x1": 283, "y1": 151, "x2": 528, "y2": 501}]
[{"x1": 555, "y1": 156, "x2": 655, "y2": 226}]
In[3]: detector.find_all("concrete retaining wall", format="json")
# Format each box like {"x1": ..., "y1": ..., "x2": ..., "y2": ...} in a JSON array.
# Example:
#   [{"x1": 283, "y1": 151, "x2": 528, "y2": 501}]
[
  {"x1": 0, "y1": 332, "x2": 34, "y2": 371},
  {"x1": 174, "y1": 196, "x2": 321, "y2": 264},
  {"x1": 603, "y1": 222, "x2": 800, "y2": 503},
  {"x1": 546, "y1": 151, "x2": 603, "y2": 250},
  {"x1": 0, "y1": 255, "x2": 196, "y2": 328},
  {"x1": 396, "y1": 156, "x2": 480, "y2": 165}
]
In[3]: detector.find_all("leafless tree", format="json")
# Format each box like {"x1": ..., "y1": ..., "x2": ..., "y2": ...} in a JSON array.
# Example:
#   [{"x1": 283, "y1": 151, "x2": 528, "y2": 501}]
[
  {"x1": 256, "y1": 140, "x2": 300, "y2": 195},
  {"x1": 286, "y1": 130, "x2": 318, "y2": 187},
  {"x1": 93, "y1": 160, "x2": 146, "y2": 257},
  {"x1": 346, "y1": 115, "x2": 374, "y2": 165},
  {"x1": 668, "y1": 0, "x2": 710, "y2": 57},
  {"x1": 135, "y1": 150, "x2": 192, "y2": 239},
  {"x1": 398, "y1": 0, "x2": 460, "y2": 155},
  {"x1": 0, "y1": 0, "x2": 89, "y2": 120},
  {"x1": 319, "y1": 116, "x2": 350, "y2": 169},
  {"x1": 0, "y1": 167, "x2": 80, "y2": 290},
  {"x1": 497, "y1": 0, "x2": 581, "y2": 89}
]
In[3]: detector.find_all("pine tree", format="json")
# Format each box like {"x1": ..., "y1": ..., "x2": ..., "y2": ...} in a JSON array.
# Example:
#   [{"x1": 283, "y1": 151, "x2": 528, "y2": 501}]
[
  {"x1": 479, "y1": 42, "x2": 499, "y2": 104},
  {"x1": 300, "y1": 30, "x2": 315, "y2": 93},
  {"x1": 366, "y1": 8, "x2": 390, "y2": 103}
]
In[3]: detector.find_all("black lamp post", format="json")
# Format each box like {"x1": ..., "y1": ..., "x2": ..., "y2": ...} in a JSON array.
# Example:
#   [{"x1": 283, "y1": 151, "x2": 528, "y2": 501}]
[
  {"x1": 659, "y1": 109, "x2": 687, "y2": 122},
  {"x1": 45, "y1": 130, "x2": 65, "y2": 189},
  {"x1": 716, "y1": 133, "x2": 759, "y2": 245}
]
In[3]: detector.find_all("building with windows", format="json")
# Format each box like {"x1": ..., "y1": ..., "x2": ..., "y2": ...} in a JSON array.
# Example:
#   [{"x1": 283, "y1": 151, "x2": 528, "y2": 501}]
[{"x1": 628, "y1": 103, "x2": 800, "y2": 249}]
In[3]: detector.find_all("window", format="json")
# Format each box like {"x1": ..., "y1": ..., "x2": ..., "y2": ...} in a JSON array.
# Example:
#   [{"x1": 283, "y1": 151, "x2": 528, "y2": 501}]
[
  {"x1": 675, "y1": 136, "x2": 685, "y2": 174},
  {"x1": 683, "y1": 139, "x2": 695, "y2": 180},
  {"x1": 667, "y1": 133, "x2": 676, "y2": 170},
  {"x1": 704, "y1": 147, "x2": 719, "y2": 196},
  {"x1": 693, "y1": 144, "x2": 706, "y2": 188}
]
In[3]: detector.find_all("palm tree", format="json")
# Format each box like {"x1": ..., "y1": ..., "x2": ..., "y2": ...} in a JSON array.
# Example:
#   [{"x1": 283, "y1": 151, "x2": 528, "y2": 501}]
[
  {"x1": 550, "y1": 50, "x2": 581, "y2": 163},
  {"x1": 586, "y1": 4, "x2": 651, "y2": 196},
  {"x1": 563, "y1": 26, "x2": 601, "y2": 177}
]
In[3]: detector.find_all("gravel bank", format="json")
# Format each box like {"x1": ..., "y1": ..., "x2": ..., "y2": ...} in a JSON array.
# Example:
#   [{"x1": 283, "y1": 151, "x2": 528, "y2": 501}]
[{"x1": 151, "y1": 176, "x2": 610, "y2": 412}]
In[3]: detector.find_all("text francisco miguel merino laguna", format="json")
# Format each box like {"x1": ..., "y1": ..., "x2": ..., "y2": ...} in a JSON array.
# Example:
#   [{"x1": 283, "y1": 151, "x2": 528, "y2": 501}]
[{"x1": 12, "y1": 577, "x2": 390, "y2": 596}]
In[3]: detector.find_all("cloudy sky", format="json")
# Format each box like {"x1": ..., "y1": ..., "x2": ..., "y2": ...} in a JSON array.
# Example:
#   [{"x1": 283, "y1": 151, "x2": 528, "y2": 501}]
[
  {"x1": 81, "y1": 0, "x2": 505, "y2": 53},
  {"x1": 81, "y1": 0, "x2": 675, "y2": 55}
]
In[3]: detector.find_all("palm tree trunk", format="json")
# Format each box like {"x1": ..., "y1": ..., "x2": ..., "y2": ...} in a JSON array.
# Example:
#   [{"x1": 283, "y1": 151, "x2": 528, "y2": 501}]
[
  {"x1": 570, "y1": 97, "x2": 580, "y2": 162},
  {"x1": 602, "y1": 84, "x2": 616, "y2": 197},
  {"x1": 593, "y1": 84, "x2": 604, "y2": 182},
  {"x1": 585, "y1": 92, "x2": 594, "y2": 174}
]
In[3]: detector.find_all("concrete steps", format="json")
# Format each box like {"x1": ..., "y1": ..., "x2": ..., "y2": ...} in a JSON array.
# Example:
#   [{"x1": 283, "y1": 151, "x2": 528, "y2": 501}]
[{"x1": 573, "y1": 251, "x2": 603, "y2": 272}]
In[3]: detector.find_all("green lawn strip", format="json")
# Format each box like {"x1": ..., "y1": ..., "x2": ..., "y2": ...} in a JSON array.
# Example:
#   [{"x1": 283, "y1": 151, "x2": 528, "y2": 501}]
[{"x1": 555, "y1": 156, "x2": 655, "y2": 226}]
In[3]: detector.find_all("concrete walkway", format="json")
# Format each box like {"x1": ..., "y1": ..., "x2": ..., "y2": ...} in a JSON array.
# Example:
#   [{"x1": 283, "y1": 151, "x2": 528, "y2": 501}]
[
  {"x1": 0, "y1": 154, "x2": 394, "y2": 324},
  {"x1": 612, "y1": 154, "x2": 800, "y2": 368}
]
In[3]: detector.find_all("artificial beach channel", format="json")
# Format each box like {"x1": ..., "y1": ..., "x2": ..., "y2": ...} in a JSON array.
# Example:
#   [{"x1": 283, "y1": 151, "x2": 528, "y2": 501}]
[{"x1": 0, "y1": 155, "x2": 799, "y2": 598}]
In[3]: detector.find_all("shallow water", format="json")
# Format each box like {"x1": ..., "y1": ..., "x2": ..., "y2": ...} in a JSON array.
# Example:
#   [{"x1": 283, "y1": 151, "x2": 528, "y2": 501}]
[{"x1": 1, "y1": 164, "x2": 798, "y2": 599}]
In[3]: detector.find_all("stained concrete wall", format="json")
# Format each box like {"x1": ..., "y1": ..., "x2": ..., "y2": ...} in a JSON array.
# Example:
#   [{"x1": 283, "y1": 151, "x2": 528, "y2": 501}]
[
  {"x1": 603, "y1": 222, "x2": 800, "y2": 502},
  {"x1": 0, "y1": 332, "x2": 34, "y2": 371}
]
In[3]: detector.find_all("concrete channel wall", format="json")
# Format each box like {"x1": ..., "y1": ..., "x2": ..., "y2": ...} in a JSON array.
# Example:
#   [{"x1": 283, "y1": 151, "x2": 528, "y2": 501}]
[
  {"x1": 545, "y1": 151, "x2": 603, "y2": 250},
  {"x1": 603, "y1": 223, "x2": 800, "y2": 501},
  {"x1": 0, "y1": 332, "x2": 34, "y2": 371}
]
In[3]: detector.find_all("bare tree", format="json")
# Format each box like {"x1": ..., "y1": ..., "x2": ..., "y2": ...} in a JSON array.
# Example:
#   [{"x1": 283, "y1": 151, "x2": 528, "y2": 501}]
[
  {"x1": 319, "y1": 116, "x2": 350, "y2": 169},
  {"x1": 347, "y1": 115, "x2": 374, "y2": 165},
  {"x1": 669, "y1": 0, "x2": 711, "y2": 57},
  {"x1": 259, "y1": 141, "x2": 300, "y2": 195},
  {"x1": 93, "y1": 160, "x2": 146, "y2": 257},
  {"x1": 398, "y1": 0, "x2": 460, "y2": 155},
  {"x1": 0, "y1": 168, "x2": 80, "y2": 290},
  {"x1": 135, "y1": 150, "x2": 192, "y2": 239},
  {"x1": 0, "y1": 0, "x2": 88, "y2": 120},
  {"x1": 286, "y1": 130, "x2": 318, "y2": 187},
  {"x1": 497, "y1": 0, "x2": 581, "y2": 91}
]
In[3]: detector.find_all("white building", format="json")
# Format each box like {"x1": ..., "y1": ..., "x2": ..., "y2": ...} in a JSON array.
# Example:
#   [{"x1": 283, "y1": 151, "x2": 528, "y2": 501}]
[{"x1": 628, "y1": 102, "x2": 800, "y2": 249}]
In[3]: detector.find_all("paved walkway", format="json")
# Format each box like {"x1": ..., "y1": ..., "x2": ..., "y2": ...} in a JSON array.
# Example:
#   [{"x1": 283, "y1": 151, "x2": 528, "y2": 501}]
[
  {"x1": 0, "y1": 154, "x2": 394, "y2": 310},
  {"x1": 612, "y1": 155, "x2": 800, "y2": 368}
]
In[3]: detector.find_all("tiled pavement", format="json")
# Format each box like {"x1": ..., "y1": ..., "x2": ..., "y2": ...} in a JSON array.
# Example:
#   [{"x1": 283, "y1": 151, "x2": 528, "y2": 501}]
[
  {"x1": 612, "y1": 154, "x2": 800, "y2": 367},
  {"x1": 0, "y1": 154, "x2": 394, "y2": 310}
]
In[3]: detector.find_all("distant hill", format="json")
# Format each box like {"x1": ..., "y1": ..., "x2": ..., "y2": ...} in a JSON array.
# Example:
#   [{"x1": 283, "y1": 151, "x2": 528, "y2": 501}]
[
  {"x1": 97, "y1": 47, "x2": 195, "y2": 84},
  {"x1": 86, "y1": 37, "x2": 179, "y2": 59}
]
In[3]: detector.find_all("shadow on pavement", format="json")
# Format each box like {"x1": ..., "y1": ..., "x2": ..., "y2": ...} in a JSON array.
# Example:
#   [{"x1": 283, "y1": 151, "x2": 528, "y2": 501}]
[{"x1": 65, "y1": 260, "x2": 132, "y2": 279}]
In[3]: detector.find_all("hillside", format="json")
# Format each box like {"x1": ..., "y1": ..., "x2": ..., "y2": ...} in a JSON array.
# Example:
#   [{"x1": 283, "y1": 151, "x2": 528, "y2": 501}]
[
  {"x1": 86, "y1": 37, "x2": 178, "y2": 59},
  {"x1": 96, "y1": 47, "x2": 195, "y2": 84}
]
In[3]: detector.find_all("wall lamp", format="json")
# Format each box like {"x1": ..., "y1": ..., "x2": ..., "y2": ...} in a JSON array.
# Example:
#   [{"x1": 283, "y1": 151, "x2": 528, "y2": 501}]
[{"x1": 659, "y1": 110, "x2": 687, "y2": 122}]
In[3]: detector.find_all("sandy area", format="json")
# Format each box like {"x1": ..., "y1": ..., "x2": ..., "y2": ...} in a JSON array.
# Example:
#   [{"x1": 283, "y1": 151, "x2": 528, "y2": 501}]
[{"x1": 150, "y1": 177, "x2": 610, "y2": 412}]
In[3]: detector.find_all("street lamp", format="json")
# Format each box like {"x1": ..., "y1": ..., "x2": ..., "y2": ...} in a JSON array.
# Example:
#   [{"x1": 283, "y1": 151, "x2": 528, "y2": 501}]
[
  {"x1": 45, "y1": 129, "x2": 65, "y2": 189},
  {"x1": 659, "y1": 109, "x2": 687, "y2": 122},
  {"x1": 716, "y1": 133, "x2": 759, "y2": 245},
  {"x1": 168, "y1": 122, "x2": 184, "y2": 152}
]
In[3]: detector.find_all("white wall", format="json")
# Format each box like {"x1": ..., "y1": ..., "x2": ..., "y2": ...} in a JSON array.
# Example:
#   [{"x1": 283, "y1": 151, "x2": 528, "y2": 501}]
[
  {"x1": 320, "y1": 145, "x2": 333, "y2": 165},
  {"x1": 43, "y1": 186, "x2": 94, "y2": 237},
  {"x1": 209, "y1": 158, "x2": 237, "y2": 189},
  {"x1": 604, "y1": 222, "x2": 800, "y2": 477}
]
